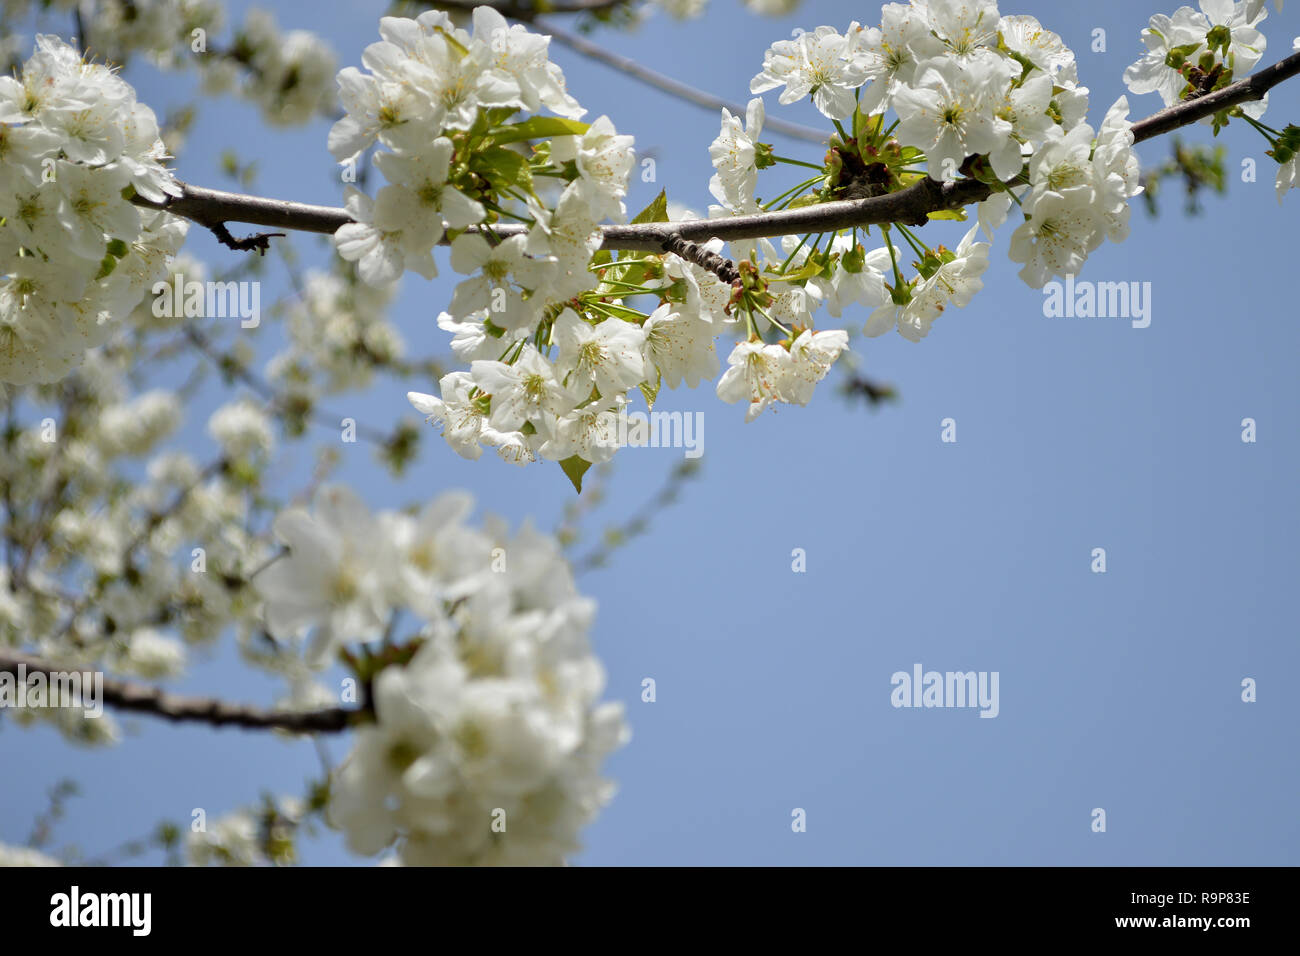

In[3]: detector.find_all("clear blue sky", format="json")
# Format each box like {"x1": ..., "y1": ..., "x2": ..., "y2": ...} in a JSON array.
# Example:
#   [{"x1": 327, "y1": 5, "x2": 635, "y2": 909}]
[{"x1": 3, "y1": 0, "x2": 1297, "y2": 865}]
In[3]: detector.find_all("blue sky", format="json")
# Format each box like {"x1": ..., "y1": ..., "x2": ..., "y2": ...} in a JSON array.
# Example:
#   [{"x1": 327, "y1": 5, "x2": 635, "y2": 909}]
[{"x1": 3, "y1": 0, "x2": 1297, "y2": 865}]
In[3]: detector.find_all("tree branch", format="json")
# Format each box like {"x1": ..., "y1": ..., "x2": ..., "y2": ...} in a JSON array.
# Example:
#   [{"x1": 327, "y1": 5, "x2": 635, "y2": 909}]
[
  {"x1": 1127, "y1": 49, "x2": 1300, "y2": 143},
  {"x1": 131, "y1": 51, "x2": 1300, "y2": 258},
  {"x1": 0, "y1": 651, "x2": 356, "y2": 733},
  {"x1": 531, "y1": 16, "x2": 828, "y2": 144}
]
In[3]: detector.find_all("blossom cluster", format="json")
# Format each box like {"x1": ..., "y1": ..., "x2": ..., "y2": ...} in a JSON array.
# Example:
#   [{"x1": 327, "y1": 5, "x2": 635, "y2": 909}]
[
  {"x1": 734, "y1": 3, "x2": 1142, "y2": 311},
  {"x1": 325, "y1": 10, "x2": 852, "y2": 468},
  {"x1": 208, "y1": 8, "x2": 338, "y2": 127},
  {"x1": 322, "y1": 4, "x2": 1134, "y2": 469},
  {"x1": 270, "y1": 267, "x2": 404, "y2": 395},
  {"x1": 252, "y1": 484, "x2": 627, "y2": 866},
  {"x1": 2, "y1": 1, "x2": 339, "y2": 129},
  {"x1": 0, "y1": 34, "x2": 187, "y2": 385},
  {"x1": 1124, "y1": 0, "x2": 1299, "y2": 201},
  {"x1": 0, "y1": 347, "x2": 286, "y2": 748},
  {"x1": 1124, "y1": 0, "x2": 1269, "y2": 110}
]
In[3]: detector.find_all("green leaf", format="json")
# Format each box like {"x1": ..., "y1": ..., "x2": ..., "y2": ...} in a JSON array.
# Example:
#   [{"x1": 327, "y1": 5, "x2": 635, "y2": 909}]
[
  {"x1": 470, "y1": 146, "x2": 531, "y2": 189},
  {"x1": 771, "y1": 259, "x2": 823, "y2": 283},
  {"x1": 926, "y1": 208, "x2": 969, "y2": 221},
  {"x1": 559, "y1": 455, "x2": 593, "y2": 493},
  {"x1": 639, "y1": 370, "x2": 661, "y2": 410},
  {"x1": 630, "y1": 189, "x2": 669, "y2": 224},
  {"x1": 492, "y1": 116, "x2": 590, "y2": 145}
]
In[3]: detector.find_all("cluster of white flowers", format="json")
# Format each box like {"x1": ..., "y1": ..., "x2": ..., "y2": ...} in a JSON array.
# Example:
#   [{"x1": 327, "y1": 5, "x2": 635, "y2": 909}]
[
  {"x1": 269, "y1": 268, "x2": 403, "y2": 395},
  {"x1": 0, "y1": 843, "x2": 63, "y2": 866},
  {"x1": 0, "y1": 34, "x2": 187, "y2": 385},
  {"x1": 77, "y1": 0, "x2": 226, "y2": 71},
  {"x1": 1005, "y1": 97, "x2": 1144, "y2": 287},
  {"x1": 186, "y1": 796, "x2": 303, "y2": 866},
  {"x1": 49, "y1": 0, "x2": 337, "y2": 128},
  {"x1": 1124, "y1": 0, "x2": 1299, "y2": 201},
  {"x1": 253, "y1": 484, "x2": 627, "y2": 865},
  {"x1": 186, "y1": 810, "x2": 262, "y2": 866},
  {"x1": 328, "y1": 10, "x2": 662, "y2": 469},
  {"x1": 1124, "y1": 0, "x2": 1269, "y2": 109},
  {"x1": 323, "y1": 10, "x2": 851, "y2": 465},
  {"x1": 207, "y1": 398, "x2": 275, "y2": 461},
  {"x1": 736, "y1": 2, "x2": 1144, "y2": 312},
  {"x1": 1, "y1": 350, "x2": 278, "y2": 729},
  {"x1": 216, "y1": 9, "x2": 337, "y2": 127}
]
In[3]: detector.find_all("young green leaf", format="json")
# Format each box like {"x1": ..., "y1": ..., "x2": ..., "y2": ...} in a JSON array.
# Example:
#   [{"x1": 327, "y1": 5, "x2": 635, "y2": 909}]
[{"x1": 560, "y1": 455, "x2": 593, "y2": 494}]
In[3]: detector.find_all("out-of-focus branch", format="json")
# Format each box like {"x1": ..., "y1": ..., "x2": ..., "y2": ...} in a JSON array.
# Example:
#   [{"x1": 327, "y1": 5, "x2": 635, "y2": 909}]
[
  {"x1": 530, "y1": 16, "x2": 828, "y2": 144},
  {"x1": 0, "y1": 651, "x2": 356, "y2": 733}
]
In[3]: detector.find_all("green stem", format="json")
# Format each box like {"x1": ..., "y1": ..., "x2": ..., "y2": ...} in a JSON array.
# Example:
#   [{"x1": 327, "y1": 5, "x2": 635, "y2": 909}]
[
  {"x1": 761, "y1": 175, "x2": 823, "y2": 211},
  {"x1": 1241, "y1": 114, "x2": 1282, "y2": 137},
  {"x1": 882, "y1": 225, "x2": 906, "y2": 289},
  {"x1": 589, "y1": 258, "x2": 659, "y2": 271},
  {"x1": 896, "y1": 224, "x2": 930, "y2": 260},
  {"x1": 1241, "y1": 113, "x2": 1280, "y2": 146},
  {"x1": 585, "y1": 300, "x2": 648, "y2": 322},
  {"x1": 597, "y1": 278, "x2": 660, "y2": 294},
  {"x1": 754, "y1": 304, "x2": 790, "y2": 337},
  {"x1": 777, "y1": 233, "x2": 812, "y2": 274},
  {"x1": 483, "y1": 201, "x2": 534, "y2": 224},
  {"x1": 773, "y1": 156, "x2": 825, "y2": 171}
]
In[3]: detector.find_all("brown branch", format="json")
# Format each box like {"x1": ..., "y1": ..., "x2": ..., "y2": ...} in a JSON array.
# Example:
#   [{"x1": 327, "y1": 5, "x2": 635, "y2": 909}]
[
  {"x1": 660, "y1": 234, "x2": 739, "y2": 283},
  {"x1": 135, "y1": 181, "x2": 351, "y2": 235},
  {"x1": 0, "y1": 651, "x2": 357, "y2": 733},
  {"x1": 1128, "y1": 50, "x2": 1300, "y2": 143},
  {"x1": 131, "y1": 51, "x2": 1300, "y2": 256}
]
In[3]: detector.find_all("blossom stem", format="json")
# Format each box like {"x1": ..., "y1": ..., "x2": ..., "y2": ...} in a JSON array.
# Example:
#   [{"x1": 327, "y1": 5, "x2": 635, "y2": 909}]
[
  {"x1": 753, "y1": 304, "x2": 790, "y2": 337},
  {"x1": 772, "y1": 156, "x2": 826, "y2": 171},
  {"x1": 777, "y1": 233, "x2": 813, "y2": 273},
  {"x1": 761, "y1": 175, "x2": 824, "y2": 211},
  {"x1": 1240, "y1": 113, "x2": 1280, "y2": 145},
  {"x1": 896, "y1": 224, "x2": 930, "y2": 259},
  {"x1": 882, "y1": 225, "x2": 906, "y2": 289}
]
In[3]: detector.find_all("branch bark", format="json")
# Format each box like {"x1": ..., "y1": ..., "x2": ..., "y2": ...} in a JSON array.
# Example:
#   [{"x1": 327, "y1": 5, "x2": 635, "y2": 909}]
[
  {"x1": 133, "y1": 50, "x2": 1300, "y2": 263},
  {"x1": 0, "y1": 651, "x2": 356, "y2": 733}
]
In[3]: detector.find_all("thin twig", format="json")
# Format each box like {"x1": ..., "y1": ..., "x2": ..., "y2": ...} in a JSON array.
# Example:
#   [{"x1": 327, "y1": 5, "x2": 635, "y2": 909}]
[{"x1": 532, "y1": 15, "x2": 828, "y2": 144}]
